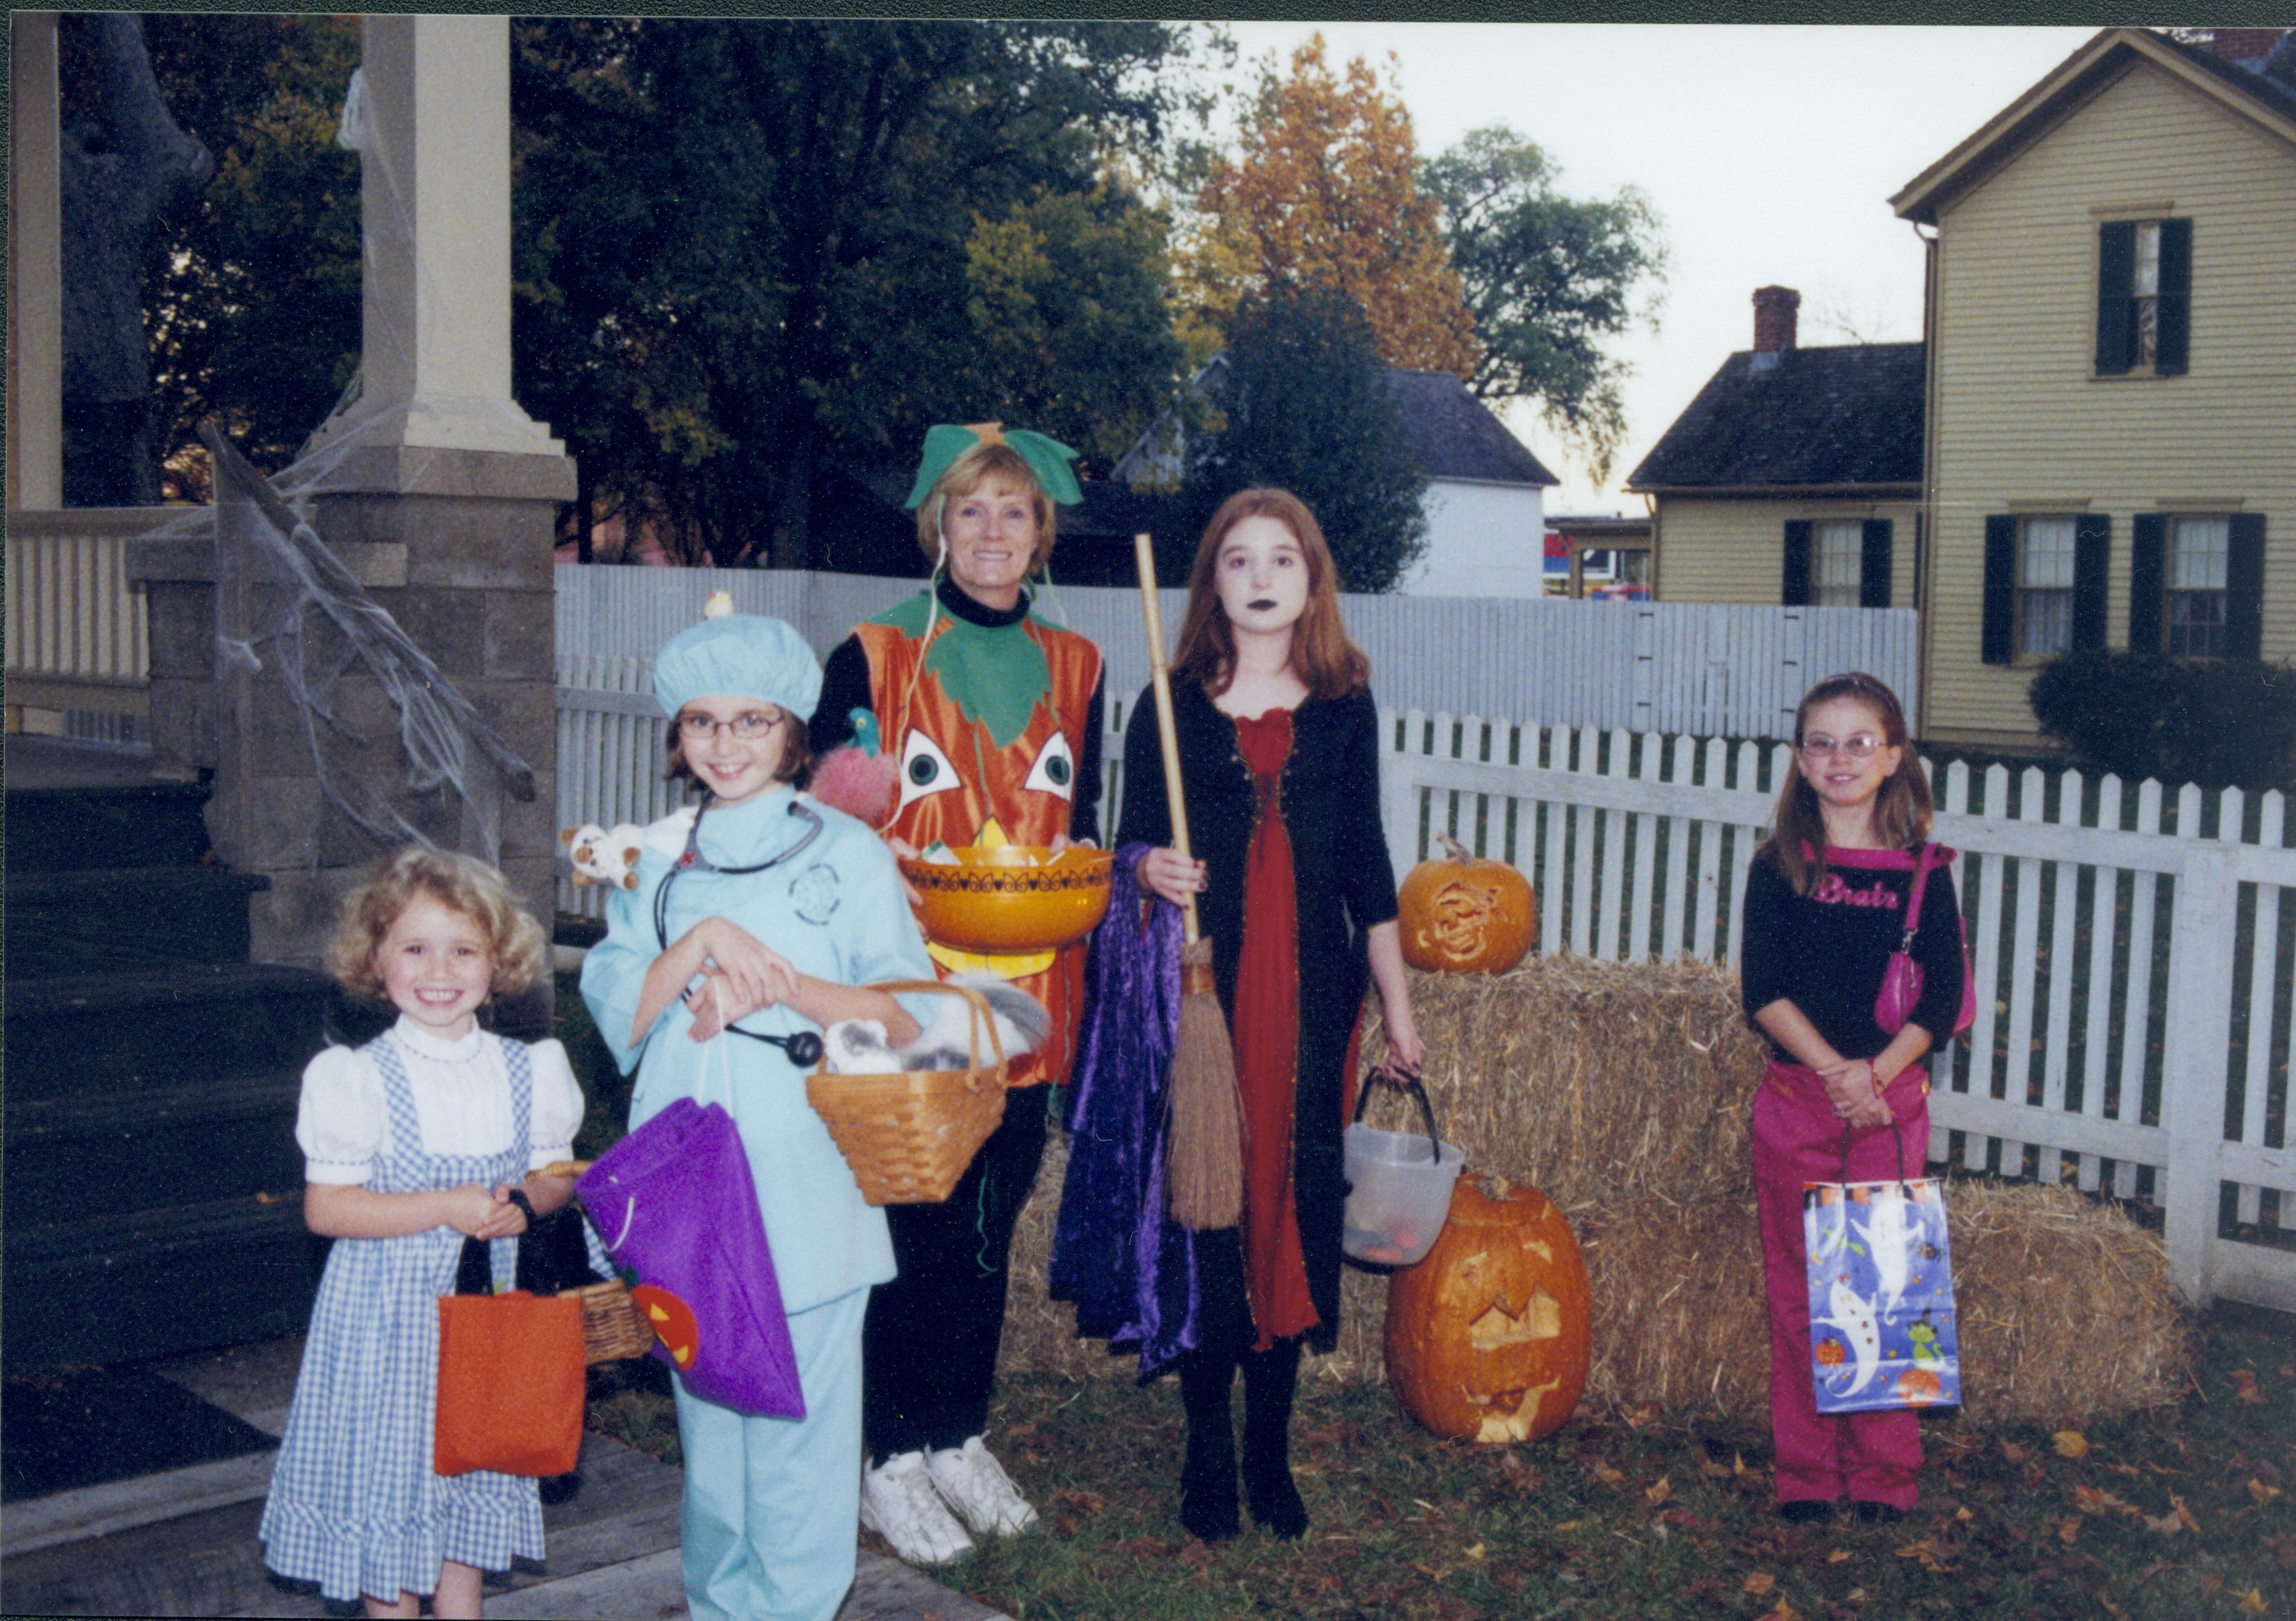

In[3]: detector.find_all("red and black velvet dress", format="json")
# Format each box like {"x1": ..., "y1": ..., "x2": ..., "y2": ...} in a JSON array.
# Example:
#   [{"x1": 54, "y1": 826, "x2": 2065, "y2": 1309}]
[{"x1": 1111, "y1": 676, "x2": 1399, "y2": 1354}]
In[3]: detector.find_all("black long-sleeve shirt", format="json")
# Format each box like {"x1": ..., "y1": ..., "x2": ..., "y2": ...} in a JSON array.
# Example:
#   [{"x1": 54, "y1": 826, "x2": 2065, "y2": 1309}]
[
  {"x1": 808, "y1": 577, "x2": 1107, "y2": 845},
  {"x1": 1738, "y1": 844, "x2": 1966, "y2": 1063}
]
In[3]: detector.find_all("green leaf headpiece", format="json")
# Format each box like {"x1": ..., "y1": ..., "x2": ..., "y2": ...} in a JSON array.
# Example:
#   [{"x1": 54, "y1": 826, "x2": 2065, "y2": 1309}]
[{"x1": 903, "y1": 421, "x2": 1083, "y2": 511}]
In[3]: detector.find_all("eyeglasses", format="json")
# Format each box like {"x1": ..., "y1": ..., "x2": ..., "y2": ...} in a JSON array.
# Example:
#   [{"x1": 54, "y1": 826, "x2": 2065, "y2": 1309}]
[
  {"x1": 677, "y1": 710, "x2": 784, "y2": 742},
  {"x1": 1799, "y1": 733, "x2": 1884, "y2": 760}
]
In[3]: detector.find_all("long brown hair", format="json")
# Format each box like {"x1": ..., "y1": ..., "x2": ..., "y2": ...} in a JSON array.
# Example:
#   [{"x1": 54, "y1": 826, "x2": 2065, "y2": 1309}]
[
  {"x1": 1170, "y1": 488, "x2": 1370, "y2": 700},
  {"x1": 1758, "y1": 672, "x2": 1932, "y2": 896}
]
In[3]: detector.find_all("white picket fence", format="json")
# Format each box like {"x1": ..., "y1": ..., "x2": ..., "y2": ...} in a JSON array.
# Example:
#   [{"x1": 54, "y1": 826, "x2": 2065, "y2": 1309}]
[
  {"x1": 554, "y1": 564, "x2": 1923, "y2": 739},
  {"x1": 557, "y1": 666, "x2": 2295, "y2": 1313}
]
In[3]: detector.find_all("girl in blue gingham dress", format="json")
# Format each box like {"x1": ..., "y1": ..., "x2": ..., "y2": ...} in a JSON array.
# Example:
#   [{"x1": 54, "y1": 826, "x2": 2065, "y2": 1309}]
[{"x1": 260, "y1": 850, "x2": 582, "y2": 1620}]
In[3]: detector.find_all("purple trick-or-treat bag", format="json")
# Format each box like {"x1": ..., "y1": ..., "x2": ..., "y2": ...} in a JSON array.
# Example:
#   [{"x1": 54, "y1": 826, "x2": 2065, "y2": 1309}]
[{"x1": 578, "y1": 1094, "x2": 804, "y2": 1418}]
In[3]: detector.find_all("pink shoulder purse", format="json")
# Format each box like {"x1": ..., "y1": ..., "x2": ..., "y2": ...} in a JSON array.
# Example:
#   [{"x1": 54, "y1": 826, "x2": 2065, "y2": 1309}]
[{"x1": 1874, "y1": 845, "x2": 1977, "y2": 1039}]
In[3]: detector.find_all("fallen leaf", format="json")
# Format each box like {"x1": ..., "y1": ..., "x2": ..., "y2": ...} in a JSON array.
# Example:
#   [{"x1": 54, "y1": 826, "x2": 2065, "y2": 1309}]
[
  {"x1": 1591, "y1": 1463, "x2": 1626, "y2": 1485},
  {"x1": 1644, "y1": 1474, "x2": 1672, "y2": 1506},
  {"x1": 2237, "y1": 1588, "x2": 2268, "y2": 1614},
  {"x1": 2251, "y1": 1477, "x2": 2285, "y2": 1508},
  {"x1": 1827, "y1": 1549, "x2": 1852, "y2": 1564},
  {"x1": 2052, "y1": 1430, "x2": 2091, "y2": 1459},
  {"x1": 1999, "y1": 1440, "x2": 2032, "y2": 1464},
  {"x1": 1895, "y1": 1539, "x2": 1953, "y2": 1573},
  {"x1": 1621, "y1": 1403, "x2": 1660, "y2": 1430},
  {"x1": 1734, "y1": 1450, "x2": 1750, "y2": 1477},
  {"x1": 1553, "y1": 1520, "x2": 1583, "y2": 1533},
  {"x1": 2058, "y1": 1516, "x2": 2083, "y2": 1545},
  {"x1": 2095, "y1": 1593, "x2": 2129, "y2": 1619},
  {"x1": 2199, "y1": 1572, "x2": 2225, "y2": 1593},
  {"x1": 1846, "y1": 1589, "x2": 1868, "y2": 1603},
  {"x1": 1758, "y1": 1604, "x2": 1799, "y2": 1621},
  {"x1": 1742, "y1": 1571, "x2": 1775, "y2": 1598},
  {"x1": 2232, "y1": 1369, "x2": 2266, "y2": 1405},
  {"x1": 1464, "y1": 1542, "x2": 1485, "y2": 1560},
  {"x1": 1954, "y1": 1505, "x2": 1975, "y2": 1522}
]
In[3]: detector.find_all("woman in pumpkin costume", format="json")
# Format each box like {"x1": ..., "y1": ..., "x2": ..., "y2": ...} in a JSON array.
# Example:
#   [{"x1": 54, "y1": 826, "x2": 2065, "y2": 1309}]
[
  {"x1": 1119, "y1": 488, "x2": 1426, "y2": 1542},
  {"x1": 808, "y1": 423, "x2": 1105, "y2": 1565}
]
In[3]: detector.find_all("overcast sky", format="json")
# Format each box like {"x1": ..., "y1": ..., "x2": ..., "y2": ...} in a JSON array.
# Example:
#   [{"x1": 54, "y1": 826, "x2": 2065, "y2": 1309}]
[{"x1": 1220, "y1": 23, "x2": 2105, "y2": 515}]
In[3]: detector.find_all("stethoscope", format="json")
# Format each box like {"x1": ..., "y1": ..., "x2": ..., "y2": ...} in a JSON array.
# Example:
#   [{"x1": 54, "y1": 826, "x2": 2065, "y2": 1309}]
[{"x1": 652, "y1": 794, "x2": 829, "y2": 1067}]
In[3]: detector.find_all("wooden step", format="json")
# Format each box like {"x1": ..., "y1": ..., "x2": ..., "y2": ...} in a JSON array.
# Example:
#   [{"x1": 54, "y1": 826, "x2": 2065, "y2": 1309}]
[
  {"x1": 3, "y1": 1197, "x2": 324, "y2": 1371},
  {"x1": 6, "y1": 1070, "x2": 306, "y2": 1221},
  {"x1": 4, "y1": 963, "x2": 330, "y2": 1101},
  {"x1": 4, "y1": 779, "x2": 215, "y2": 874},
  {"x1": 5, "y1": 869, "x2": 266, "y2": 979}
]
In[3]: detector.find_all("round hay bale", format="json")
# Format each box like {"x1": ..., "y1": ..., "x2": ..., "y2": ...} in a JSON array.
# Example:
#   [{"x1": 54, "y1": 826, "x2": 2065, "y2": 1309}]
[{"x1": 1358, "y1": 958, "x2": 1768, "y2": 1210}]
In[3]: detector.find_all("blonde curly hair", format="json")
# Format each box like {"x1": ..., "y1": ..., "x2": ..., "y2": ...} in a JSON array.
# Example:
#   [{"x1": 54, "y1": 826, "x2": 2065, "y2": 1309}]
[{"x1": 326, "y1": 847, "x2": 548, "y2": 1004}]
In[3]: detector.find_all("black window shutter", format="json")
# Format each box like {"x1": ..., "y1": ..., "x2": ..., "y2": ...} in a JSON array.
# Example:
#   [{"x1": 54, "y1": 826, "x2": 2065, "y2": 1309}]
[
  {"x1": 1783, "y1": 520, "x2": 1813, "y2": 606},
  {"x1": 2072, "y1": 513, "x2": 2111, "y2": 650},
  {"x1": 2129, "y1": 513, "x2": 2166, "y2": 655},
  {"x1": 2226, "y1": 512, "x2": 2266, "y2": 660},
  {"x1": 2096, "y1": 221, "x2": 2135, "y2": 376},
  {"x1": 2154, "y1": 218, "x2": 2191, "y2": 376},
  {"x1": 1860, "y1": 520, "x2": 1893, "y2": 608},
  {"x1": 1982, "y1": 516, "x2": 2017, "y2": 665}
]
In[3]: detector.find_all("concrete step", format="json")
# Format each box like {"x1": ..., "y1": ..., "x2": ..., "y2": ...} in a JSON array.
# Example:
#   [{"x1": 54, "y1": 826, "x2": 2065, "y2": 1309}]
[
  {"x1": 5, "y1": 868, "x2": 267, "y2": 978},
  {"x1": 4, "y1": 775, "x2": 215, "y2": 874},
  {"x1": 3, "y1": 1197, "x2": 323, "y2": 1371},
  {"x1": 6, "y1": 1069, "x2": 305, "y2": 1220},
  {"x1": 4, "y1": 962, "x2": 330, "y2": 1100}
]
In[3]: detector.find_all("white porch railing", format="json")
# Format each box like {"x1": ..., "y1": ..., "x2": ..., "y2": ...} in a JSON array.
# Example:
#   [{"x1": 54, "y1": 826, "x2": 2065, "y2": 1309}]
[
  {"x1": 3, "y1": 508, "x2": 169, "y2": 715},
  {"x1": 558, "y1": 664, "x2": 2295, "y2": 1313}
]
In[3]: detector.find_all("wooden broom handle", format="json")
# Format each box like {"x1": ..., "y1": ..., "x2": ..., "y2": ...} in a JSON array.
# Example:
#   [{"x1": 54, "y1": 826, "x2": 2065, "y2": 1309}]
[{"x1": 1134, "y1": 532, "x2": 1201, "y2": 946}]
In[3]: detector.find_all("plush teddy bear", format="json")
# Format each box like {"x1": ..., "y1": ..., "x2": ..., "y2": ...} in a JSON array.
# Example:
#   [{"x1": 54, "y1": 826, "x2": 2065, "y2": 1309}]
[{"x1": 560, "y1": 821, "x2": 646, "y2": 890}]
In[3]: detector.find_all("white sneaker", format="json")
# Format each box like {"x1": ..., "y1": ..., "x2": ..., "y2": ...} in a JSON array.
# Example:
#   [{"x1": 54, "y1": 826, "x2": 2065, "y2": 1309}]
[
  {"x1": 860, "y1": 1450, "x2": 976, "y2": 1565},
  {"x1": 926, "y1": 1434, "x2": 1040, "y2": 1537}
]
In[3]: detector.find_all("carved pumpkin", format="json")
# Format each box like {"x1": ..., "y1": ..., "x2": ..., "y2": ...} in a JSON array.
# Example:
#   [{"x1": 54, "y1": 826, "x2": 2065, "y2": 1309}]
[
  {"x1": 1384, "y1": 1175, "x2": 1590, "y2": 1444},
  {"x1": 632, "y1": 1284, "x2": 699, "y2": 1370},
  {"x1": 1397, "y1": 834, "x2": 1537, "y2": 974}
]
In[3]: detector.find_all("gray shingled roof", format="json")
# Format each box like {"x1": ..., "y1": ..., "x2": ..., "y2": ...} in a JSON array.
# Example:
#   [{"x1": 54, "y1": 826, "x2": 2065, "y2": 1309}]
[
  {"x1": 1626, "y1": 342, "x2": 1924, "y2": 492},
  {"x1": 1381, "y1": 368, "x2": 1558, "y2": 487}
]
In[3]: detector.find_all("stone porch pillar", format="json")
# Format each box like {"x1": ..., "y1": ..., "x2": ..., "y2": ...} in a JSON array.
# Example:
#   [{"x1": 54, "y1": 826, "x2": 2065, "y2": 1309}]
[{"x1": 9, "y1": 12, "x2": 64, "y2": 511}]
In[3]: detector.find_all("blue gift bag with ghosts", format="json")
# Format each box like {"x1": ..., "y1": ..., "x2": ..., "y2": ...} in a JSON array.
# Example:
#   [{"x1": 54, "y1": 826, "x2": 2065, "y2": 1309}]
[{"x1": 1803, "y1": 1123, "x2": 1962, "y2": 1415}]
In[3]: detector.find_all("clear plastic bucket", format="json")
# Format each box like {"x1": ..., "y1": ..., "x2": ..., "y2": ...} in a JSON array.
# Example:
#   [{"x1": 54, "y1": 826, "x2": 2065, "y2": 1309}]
[{"x1": 1342, "y1": 1122, "x2": 1464, "y2": 1266}]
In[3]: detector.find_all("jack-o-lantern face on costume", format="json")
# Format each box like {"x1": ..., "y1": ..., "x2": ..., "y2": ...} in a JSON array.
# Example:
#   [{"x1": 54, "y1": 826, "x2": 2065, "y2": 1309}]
[
  {"x1": 631, "y1": 1284, "x2": 699, "y2": 1369},
  {"x1": 1384, "y1": 1177, "x2": 1591, "y2": 1445}
]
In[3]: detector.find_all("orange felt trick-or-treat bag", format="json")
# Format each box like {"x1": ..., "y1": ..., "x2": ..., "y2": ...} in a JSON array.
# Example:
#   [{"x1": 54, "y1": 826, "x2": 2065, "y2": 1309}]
[{"x1": 434, "y1": 1290, "x2": 585, "y2": 1477}]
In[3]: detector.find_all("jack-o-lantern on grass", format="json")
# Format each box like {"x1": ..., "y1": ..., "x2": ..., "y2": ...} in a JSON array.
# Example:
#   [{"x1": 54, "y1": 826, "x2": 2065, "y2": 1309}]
[
  {"x1": 1397, "y1": 835, "x2": 1537, "y2": 975},
  {"x1": 1384, "y1": 1175, "x2": 1591, "y2": 1444}
]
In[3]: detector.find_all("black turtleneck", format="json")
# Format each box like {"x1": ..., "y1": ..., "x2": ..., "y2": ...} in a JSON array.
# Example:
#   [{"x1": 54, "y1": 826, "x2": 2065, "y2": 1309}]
[{"x1": 808, "y1": 578, "x2": 1106, "y2": 843}]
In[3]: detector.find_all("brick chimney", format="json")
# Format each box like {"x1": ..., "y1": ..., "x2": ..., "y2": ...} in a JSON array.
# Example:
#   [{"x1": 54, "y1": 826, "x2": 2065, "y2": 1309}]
[
  {"x1": 2205, "y1": 27, "x2": 2287, "y2": 64},
  {"x1": 1752, "y1": 285, "x2": 1801, "y2": 354}
]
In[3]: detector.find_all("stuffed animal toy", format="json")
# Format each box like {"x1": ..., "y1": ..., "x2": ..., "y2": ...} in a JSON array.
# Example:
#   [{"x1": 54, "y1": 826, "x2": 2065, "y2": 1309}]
[
  {"x1": 822, "y1": 974, "x2": 1050, "y2": 1074},
  {"x1": 806, "y1": 708, "x2": 899, "y2": 830},
  {"x1": 560, "y1": 821, "x2": 646, "y2": 890}
]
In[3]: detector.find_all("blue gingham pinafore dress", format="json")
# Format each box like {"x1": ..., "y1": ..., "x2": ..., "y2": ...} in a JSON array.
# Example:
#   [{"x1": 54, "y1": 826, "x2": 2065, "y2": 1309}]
[{"x1": 259, "y1": 1031, "x2": 547, "y2": 1604}]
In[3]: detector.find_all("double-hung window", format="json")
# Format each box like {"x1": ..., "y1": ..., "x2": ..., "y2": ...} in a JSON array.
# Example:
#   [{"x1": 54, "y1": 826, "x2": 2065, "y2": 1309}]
[
  {"x1": 2097, "y1": 218, "x2": 2191, "y2": 376},
  {"x1": 1812, "y1": 521, "x2": 1863, "y2": 607},
  {"x1": 2164, "y1": 516, "x2": 2229, "y2": 658},
  {"x1": 2015, "y1": 516, "x2": 2077, "y2": 657}
]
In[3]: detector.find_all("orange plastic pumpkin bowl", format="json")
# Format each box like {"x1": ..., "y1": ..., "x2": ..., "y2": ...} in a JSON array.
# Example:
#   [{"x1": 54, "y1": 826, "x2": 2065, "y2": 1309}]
[
  {"x1": 1397, "y1": 835, "x2": 1537, "y2": 974},
  {"x1": 1383, "y1": 1175, "x2": 1591, "y2": 1444},
  {"x1": 899, "y1": 846, "x2": 1115, "y2": 953}
]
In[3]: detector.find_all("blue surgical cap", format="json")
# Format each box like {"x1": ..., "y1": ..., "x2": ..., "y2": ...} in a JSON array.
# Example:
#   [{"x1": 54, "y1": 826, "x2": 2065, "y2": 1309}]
[{"x1": 654, "y1": 614, "x2": 823, "y2": 722}]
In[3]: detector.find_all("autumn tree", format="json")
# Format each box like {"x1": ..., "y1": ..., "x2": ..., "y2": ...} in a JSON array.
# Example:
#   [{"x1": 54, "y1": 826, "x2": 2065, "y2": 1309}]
[
  {"x1": 1421, "y1": 126, "x2": 1666, "y2": 485},
  {"x1": 1192, "y1": 36, "x2": 1479, "y2": 380},
  {"x1": 1182, "y1": 283, "x2": 1428, "y2": 594}
]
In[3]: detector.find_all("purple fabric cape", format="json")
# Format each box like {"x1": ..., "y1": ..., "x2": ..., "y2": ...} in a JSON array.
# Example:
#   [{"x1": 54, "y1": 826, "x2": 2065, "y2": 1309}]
[{"x1": 1048, "y1": 842, "x2": 1212, "y2": 1381}]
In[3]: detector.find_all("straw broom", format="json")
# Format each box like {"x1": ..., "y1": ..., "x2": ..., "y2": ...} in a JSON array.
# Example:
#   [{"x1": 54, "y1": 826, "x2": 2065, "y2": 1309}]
[{"x1": 1135, "y1": 532, "x2": 1244, "y2": 1230}]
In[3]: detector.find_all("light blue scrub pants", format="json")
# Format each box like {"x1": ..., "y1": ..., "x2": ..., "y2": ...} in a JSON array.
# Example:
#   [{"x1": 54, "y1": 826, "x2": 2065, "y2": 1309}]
[{"x1": 672, "y1": 1286, "x2": 868, "y2": 1621}]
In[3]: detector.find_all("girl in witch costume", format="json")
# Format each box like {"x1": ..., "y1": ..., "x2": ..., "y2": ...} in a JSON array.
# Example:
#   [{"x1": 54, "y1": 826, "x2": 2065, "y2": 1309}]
[
  {"x1": 807, "y1": 423, "x2": 1106, "y2": 1565},
  {"x1": 1117, "y1": 488, "x2": 1426, "y2": 1542}
]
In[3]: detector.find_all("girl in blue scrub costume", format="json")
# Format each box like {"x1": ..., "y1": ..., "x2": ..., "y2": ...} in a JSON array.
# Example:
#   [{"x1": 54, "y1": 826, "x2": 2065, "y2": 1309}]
[{"x1": 581, "y1": 611, "x2": 937, "y2": 1621}]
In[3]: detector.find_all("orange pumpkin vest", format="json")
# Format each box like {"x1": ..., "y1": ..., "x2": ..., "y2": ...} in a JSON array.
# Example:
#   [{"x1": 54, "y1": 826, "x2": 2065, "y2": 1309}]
[{"x1": 852, "y1": 596, "x2": 1102, "y2": 1088}]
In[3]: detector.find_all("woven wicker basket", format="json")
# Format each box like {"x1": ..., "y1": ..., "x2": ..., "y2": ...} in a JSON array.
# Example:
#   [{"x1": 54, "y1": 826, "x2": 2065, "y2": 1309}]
[
  {"x1": 532, "y1": 1160, "x2": 654, "y2": 1365},
  {"x1": 806, "y1": 980, "x2": 1009, "y2": 1205}
]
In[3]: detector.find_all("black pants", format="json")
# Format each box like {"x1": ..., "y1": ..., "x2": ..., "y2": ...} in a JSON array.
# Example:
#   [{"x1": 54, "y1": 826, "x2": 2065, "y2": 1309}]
[{"x1": 863, "y1": 1082, "x2": 1049, "y2": 1463}]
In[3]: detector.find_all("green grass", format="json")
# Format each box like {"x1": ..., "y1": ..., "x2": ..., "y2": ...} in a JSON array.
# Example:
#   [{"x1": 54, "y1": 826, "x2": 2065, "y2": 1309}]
[{"x1": 585, "y1": 1310, "x2": 2293, "y2": 1619}]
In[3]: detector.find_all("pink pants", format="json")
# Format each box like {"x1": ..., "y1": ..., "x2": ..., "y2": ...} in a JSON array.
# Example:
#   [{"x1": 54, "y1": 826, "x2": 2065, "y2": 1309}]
[{"x1": 1750, "y1": 1061, "x2": 1930, "y2": 1511}]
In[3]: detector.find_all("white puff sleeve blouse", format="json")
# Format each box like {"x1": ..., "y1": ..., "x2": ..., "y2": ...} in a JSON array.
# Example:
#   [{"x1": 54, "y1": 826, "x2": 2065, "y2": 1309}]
[{"x1": 296, "y1": 1017, "x2": 587, "y2": 1186}]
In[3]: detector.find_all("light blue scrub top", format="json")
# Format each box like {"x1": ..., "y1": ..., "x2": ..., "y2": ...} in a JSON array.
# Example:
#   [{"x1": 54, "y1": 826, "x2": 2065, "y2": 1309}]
[{"x1": 581, "y1": 788, "x2": 936, "y2": 1316}]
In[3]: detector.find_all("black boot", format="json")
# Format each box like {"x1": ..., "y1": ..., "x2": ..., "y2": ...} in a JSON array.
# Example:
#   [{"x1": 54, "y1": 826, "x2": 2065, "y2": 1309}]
[
  {"x1": 1177, "y1": 1347, "x2": 1240, "y2": 1542},
  {"x1": 1240, "y1": 1339, "x2": 1307, "y2": 1540}
]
